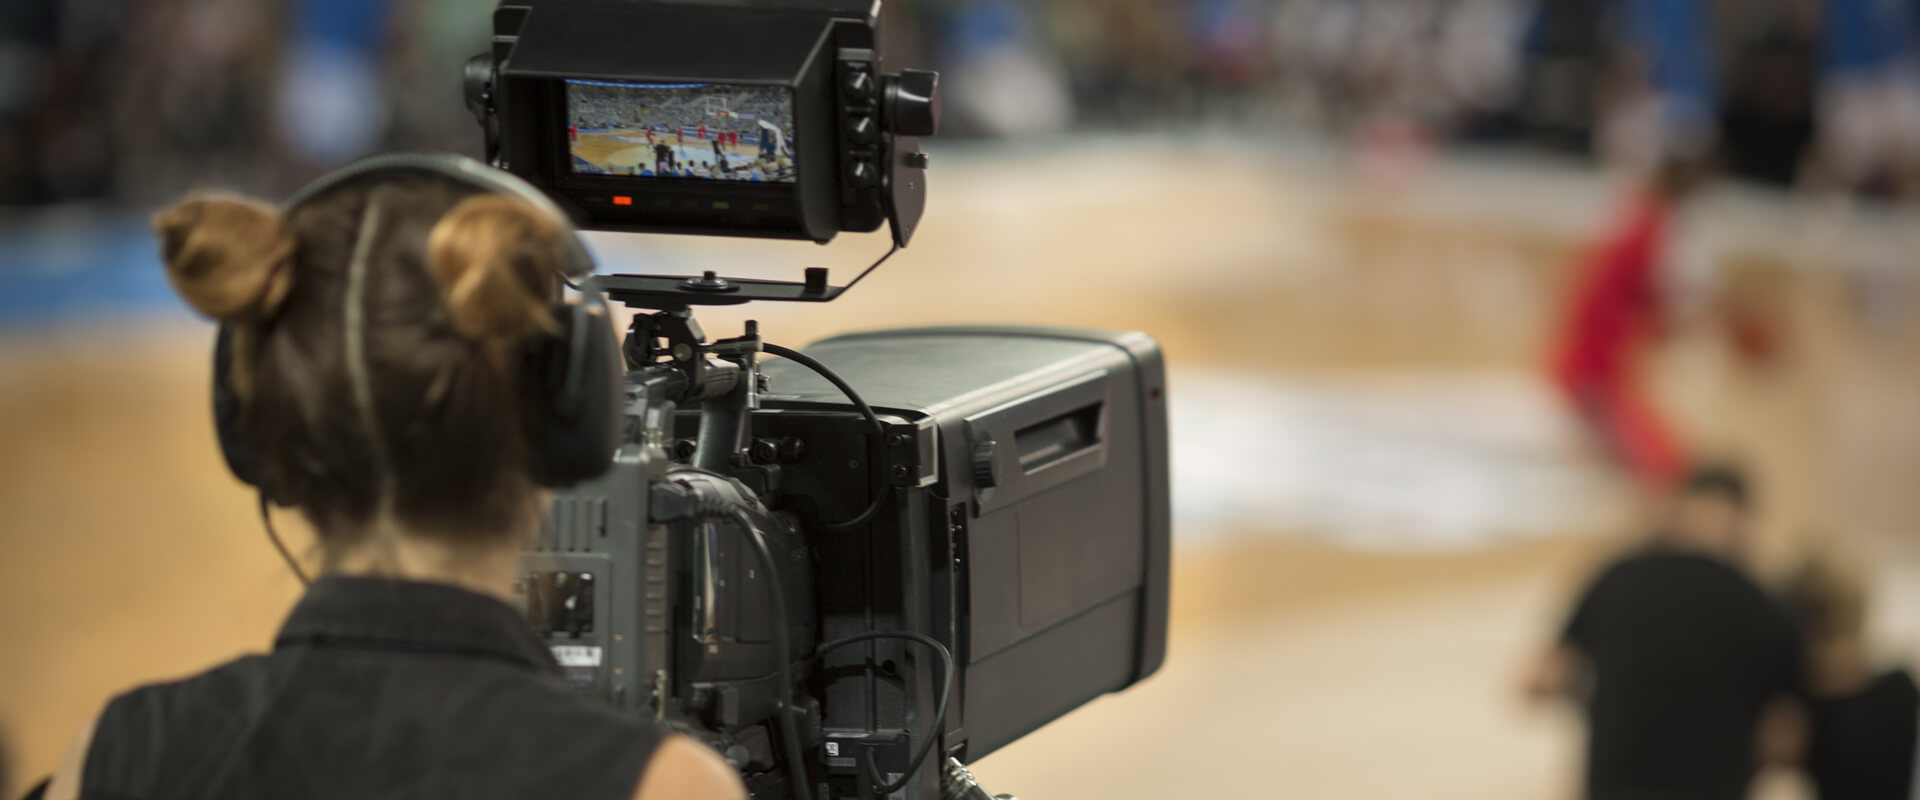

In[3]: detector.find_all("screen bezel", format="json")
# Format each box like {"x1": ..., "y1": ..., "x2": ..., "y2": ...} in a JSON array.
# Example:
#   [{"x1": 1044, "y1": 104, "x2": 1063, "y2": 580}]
[{"x1": 490, "y1": 0, "x2": 869, "y2": 241}]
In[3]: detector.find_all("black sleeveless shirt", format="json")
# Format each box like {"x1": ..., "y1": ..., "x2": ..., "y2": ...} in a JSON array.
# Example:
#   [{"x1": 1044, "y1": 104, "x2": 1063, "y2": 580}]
[{"x1": 79, "y1": 577, "x2": 663, "y2": 800}]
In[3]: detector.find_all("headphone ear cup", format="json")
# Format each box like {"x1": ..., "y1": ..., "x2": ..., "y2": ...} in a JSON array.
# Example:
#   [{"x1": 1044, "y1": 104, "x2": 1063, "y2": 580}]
[
  {"x1": 522, "y1": 295, "x2": 621, "y2": 487},
  {"x1": 212, "y1": 325, "x2": 272, "y2": 495}
]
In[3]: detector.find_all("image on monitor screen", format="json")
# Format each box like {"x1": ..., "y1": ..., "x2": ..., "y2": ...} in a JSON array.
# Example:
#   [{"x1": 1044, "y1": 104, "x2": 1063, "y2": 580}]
[{"x1": 566, "y1": 80, "x2": 796, "y2": 183}]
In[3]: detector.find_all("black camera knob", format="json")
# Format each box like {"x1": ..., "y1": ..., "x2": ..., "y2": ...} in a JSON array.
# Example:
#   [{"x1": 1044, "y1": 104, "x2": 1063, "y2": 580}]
[
  {"x1": 846, "y1": 114, "x2": 875, "y2": 145},
  {"x1": 847, "y1": 159, "x2": 875, "y2": 188},
  {"x1": 845, "y1": 69, "x2": 874, "y2": 102},
  {"x1": 970, "y1": 439, "x2": 998, "y2": 488},
  {"x1": 884, "y1": 69, "x2": 940, "y2": 137}
]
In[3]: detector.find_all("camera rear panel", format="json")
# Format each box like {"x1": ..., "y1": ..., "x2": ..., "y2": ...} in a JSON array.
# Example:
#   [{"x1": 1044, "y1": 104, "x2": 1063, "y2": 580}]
[
  {"x1": 522, "y1": 443, "x2": 665, "y2": 709},
  {"x1": 760, "y1": 326, "x2": 1172, "y2": 763}
]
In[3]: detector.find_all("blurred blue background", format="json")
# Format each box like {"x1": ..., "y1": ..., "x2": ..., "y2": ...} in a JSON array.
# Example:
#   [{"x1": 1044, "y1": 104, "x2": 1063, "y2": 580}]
[
  {"x1": 8, "y1": 0, "x2": 1918, "y2": 323},
  {"x1": 6, "y1": 0, "x2": 1916, "y2": 205}
]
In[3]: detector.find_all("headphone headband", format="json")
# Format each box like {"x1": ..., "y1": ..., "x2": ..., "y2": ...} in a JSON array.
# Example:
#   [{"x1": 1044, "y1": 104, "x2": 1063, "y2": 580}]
[
  {"x1": 283, "y1": 152, "x2": 596, "y2": 280},
  {"x1": 213, "y1": 152, "x2": 620, "y2": 505}
]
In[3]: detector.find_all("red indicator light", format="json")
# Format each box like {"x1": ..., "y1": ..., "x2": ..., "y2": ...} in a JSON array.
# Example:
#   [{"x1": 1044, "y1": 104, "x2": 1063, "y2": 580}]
[{"x1": 612, "y1": 196, "x2": 632, "y2": 206}]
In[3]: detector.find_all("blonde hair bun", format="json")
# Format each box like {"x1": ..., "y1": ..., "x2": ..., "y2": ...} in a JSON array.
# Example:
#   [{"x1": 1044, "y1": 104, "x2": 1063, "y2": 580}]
[
  {"x1": 153, "y1": 194, "x2": 294, "y2": 322},
  {"x1": 426, "y1": 193, "x2": 565, "y2": 344}
]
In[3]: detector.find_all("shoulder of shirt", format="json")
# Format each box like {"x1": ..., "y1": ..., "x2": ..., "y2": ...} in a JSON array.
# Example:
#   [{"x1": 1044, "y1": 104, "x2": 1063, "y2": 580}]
[
  {"x1": 1597, "y1": 547, "x2": 1775, "y2": 598},
  {"x1": 106, "y1": 653, "x2": 274, "y2": 717},
  {"x1": 85, "y1": 654, "x2": 275, "y2": 787},
  {"x1": 1879, "y1": 667, "x2": 1919, "y2": 699},
  {"x1": 93, "y1": 655, "x2": 275, "y2": 748},
  {"x1": 1596, "y1": 546, "x2": 1689, "y2": 578},
  {"x1": 1610, "y1": 546, "x2": 1742, "y2": 575}
]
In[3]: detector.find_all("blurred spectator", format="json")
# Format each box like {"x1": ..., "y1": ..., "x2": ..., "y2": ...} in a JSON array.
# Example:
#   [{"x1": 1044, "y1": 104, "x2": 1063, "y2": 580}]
[
  {"x1": 7, "y1": 0, "x2": 1920, "y2": 207},
  {"x1": 1182, "y1": 0, "x2": 1272, "y2": 121},
  {"x1": 1716, "y1": 0, "x2": 1819, "y2": 188},
  {"x1": 383, "y1": 0, "x2": 495, "y2": 158},
  {"x1": 120, "y1": 0, "x2": 280, "y2": 200},
  {"x1": 274, "y1": 0, "x2": 393, "y2": 170},
  {"x1": 1513, "y1": 0, "x2": 1617, "y2": 154},
  {"x1": 935, "y1": 0, "x2": 1072, "y2": 136},
  {"x1": 2, "y1": 0, "x2": 498, "y2": 206},
  {"x1": 0, "y1": 0, "x2": 127, "y2": 203},
  {"x1": 1431, "y1": 0, "x2": 1527, "y2": 133},
  {"x1": 1598, "y1": 0, "x2": 1719, "y2": 175},
  {"x1": 1807, "y1": 0, "x2": 1920, "y2": 196},
  {"x1": 1782, "y1": 549, "x2": 1919, "y2": 800},
  {"x1": 1271, "y1": 0, "x2": 1365, "y2": 126},
  {"x1": 1525, "y1": 464, "x2": 1805, "y2": 800}
]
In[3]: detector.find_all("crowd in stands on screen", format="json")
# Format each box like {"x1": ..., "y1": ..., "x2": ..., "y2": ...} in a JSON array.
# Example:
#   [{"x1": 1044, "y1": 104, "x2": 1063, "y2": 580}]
[
  {"x1": 611, "y1": 159, "x2": 771, "y2": 181},
  {"x1": 567, "y1": 87, "x2": 787, "y2": 144}
]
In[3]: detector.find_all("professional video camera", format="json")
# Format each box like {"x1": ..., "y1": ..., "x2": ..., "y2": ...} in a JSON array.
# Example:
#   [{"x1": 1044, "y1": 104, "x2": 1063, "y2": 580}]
[{"x1": 464, "y1": 3, "x2": 1170, "y2": 799}]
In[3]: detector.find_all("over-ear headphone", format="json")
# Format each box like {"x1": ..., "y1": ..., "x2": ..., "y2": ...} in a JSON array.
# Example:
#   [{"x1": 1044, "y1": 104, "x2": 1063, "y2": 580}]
[{"x1": 212, "y1": 153, "x2": 622, "y2": 502}]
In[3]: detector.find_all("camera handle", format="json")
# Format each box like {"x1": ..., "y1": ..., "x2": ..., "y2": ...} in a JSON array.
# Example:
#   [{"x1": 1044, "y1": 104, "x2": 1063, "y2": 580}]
[
  {"x1": 942, "y1": 758, "x2": 1018, "y2": 800},
  {"x1": 619, "y1": 308, "x2": 764, "y2": 475}
]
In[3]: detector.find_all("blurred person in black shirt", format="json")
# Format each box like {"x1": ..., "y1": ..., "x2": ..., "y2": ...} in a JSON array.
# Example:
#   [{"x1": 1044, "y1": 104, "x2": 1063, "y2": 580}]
[
  {"x1": 1783, "y1": 550, "x2": 1918, "y2": 800},
  {"x1": 1525, "y1": 464, "x2": 1804, "y2": 800}
]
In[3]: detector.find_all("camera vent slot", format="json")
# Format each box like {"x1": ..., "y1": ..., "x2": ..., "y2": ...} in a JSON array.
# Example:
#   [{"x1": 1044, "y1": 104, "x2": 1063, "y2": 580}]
[
  {"x1": 544, "y1": 496, "x2": 607, "y2": 552},
  {"x1": 1015, "y1": 402, "x2": 1102, "y2": 474}
]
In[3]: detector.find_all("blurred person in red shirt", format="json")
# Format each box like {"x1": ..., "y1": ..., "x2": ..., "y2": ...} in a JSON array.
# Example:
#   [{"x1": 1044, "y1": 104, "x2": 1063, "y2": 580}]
[{"x1": 1549, "y1": 155, "x2": 1706, "y2": 491}]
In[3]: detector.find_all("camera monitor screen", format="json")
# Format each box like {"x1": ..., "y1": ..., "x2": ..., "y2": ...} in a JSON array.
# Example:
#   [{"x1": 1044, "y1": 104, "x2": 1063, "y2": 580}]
[{"x1": 565, "y1": 79, "x2": 797, "y2": 183}]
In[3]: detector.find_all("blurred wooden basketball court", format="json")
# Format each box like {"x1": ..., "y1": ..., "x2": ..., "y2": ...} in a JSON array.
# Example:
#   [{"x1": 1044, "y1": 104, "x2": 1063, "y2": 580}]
[{"x1": 3, "y1": 138, "x2": 1916, "y2": 798}]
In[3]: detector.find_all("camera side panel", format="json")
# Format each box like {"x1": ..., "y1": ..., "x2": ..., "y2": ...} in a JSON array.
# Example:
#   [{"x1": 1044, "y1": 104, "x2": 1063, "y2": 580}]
[{"x1": 760, "y1": 327, "x2": 1172, "y2": 764}]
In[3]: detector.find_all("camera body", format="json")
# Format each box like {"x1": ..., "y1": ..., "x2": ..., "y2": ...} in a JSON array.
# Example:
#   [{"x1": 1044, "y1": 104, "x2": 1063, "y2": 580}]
[
  {"x1": 469, "y1": 3, "x2": 1170, "y2": 798},
  {"x1": 468, "y1": 0, "x2": 935, "y2": 244},
  {"x1": 524, "y1": 326, "x2": 1169, "y2": 799}
]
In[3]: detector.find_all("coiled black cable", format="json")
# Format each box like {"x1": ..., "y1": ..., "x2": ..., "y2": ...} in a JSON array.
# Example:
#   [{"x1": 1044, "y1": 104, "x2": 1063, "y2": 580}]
[
  {"x1": 761, "y1": 342, "x2": 888, "y2": 532},
  {"x1": 813, "y1": 630, "x2": 955, "y2": 797},
  {"x1": 704, "y1": 504, "x2": 956, "y2": 799},
  {"x1": 709, "y1": 344, "x2": 952, "y2": 796}
]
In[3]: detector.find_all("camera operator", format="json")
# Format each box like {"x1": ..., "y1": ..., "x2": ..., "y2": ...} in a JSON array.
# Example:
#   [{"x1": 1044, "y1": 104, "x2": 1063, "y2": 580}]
[{"x1": 33, "y1": 178, "x2": 744, "y2": 800}]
